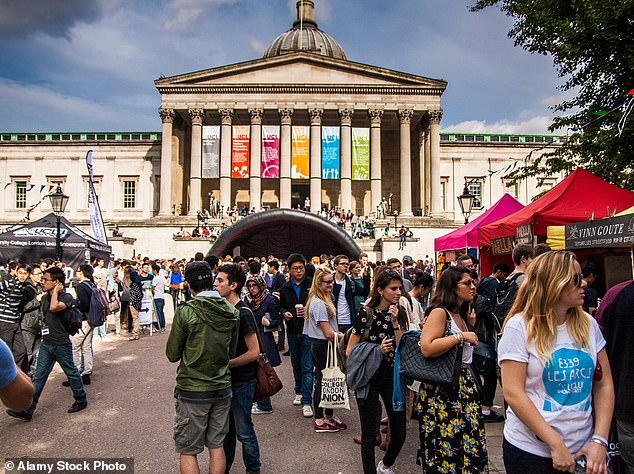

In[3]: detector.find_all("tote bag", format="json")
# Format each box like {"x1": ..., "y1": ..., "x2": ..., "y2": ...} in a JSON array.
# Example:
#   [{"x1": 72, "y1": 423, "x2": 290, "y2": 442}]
[{"x1": 319, "y1": 335, "x2": 350, "y2": 410}]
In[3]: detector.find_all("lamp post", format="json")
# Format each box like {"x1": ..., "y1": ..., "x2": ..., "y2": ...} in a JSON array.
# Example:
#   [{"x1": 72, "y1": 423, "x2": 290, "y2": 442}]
[
  {"x1": 48, "y1": 185, "x2": 70, "y2": 262},
  {"x1": 457, "y1": 183, "x2": 475, "y2": 225},
  {"x1": 393, "y1": 210, "x2": 399, "y2": 228}
]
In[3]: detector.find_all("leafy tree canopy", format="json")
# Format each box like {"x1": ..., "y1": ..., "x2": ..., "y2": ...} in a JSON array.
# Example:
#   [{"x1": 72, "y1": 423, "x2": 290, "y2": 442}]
[{"x1": 471, "y1": 0, "x2": 634, "y2": 191}]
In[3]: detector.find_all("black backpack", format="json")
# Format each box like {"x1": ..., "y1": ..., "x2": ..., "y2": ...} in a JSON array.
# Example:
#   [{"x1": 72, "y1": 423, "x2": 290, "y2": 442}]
[
  {"x1": 492, "y1": 272, "x2": 523, "y2": 328},
  {"x1": 61, "y1": 303, "x2": 84, "y2": 336}
]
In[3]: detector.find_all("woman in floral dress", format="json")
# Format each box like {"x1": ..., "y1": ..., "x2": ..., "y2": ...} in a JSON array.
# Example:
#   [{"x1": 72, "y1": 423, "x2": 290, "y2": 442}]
[{"x1": 417, "y1": 265, "x2": 488, "y2": 473}]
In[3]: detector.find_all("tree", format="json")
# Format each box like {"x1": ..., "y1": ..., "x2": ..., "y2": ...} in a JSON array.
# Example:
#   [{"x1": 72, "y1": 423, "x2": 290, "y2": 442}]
[{"x1": 471, "y1": 0, "x2": 634, "y2": 191}]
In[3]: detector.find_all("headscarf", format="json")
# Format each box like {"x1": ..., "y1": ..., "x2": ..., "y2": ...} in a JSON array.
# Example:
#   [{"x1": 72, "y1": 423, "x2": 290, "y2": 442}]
[{"x1": 245, "y1": 274, "x2": 270, "y2": 311}]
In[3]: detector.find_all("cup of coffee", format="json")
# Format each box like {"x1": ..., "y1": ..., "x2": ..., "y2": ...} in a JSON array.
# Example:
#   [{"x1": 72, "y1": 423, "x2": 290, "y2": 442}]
[{"x1": 295, "y1": 304, "x2": 304, "y2": 317}]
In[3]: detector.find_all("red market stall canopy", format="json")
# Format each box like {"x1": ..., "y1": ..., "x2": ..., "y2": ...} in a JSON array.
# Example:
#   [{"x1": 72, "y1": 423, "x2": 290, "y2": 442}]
[
  {"x1": 434, "y1": 193, "x2": 524, "y2": 252},
  {"x1": 478, "y1": 168, "x2": 634, "y2": 247}
]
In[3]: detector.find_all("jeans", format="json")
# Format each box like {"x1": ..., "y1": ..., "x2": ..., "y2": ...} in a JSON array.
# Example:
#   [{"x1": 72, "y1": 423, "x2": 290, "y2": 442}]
[
  {"x1": 224, "y1": 379, "x2": 261, "y2": 472},
  {"x1": 26, "y1": 342, "x2": 86, "y2": 415},
  {"x1": 311, "y1": 338, "x2": 333, "y2": 420},
  {"x1": 154, "y1": 298, "x2": 165, "y2": 329},
  {"x1": 617, "y1": 419, "x2": 634, "y2": 473},
  {"x1": 356, "y1": 362, "x2": 406, "y2": 474},
  {"x1": 287, "y1": 333, "x2": 314, "y2": 405},
  {"x1": 503, "y1": 438, "x2": 563, "y2": 474}
]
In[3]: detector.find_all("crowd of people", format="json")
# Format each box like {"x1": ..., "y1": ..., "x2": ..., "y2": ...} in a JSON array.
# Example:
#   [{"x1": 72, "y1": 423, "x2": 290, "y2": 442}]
[{"x1": 1, "y1": 243, "x2": 633, "y2": 474}]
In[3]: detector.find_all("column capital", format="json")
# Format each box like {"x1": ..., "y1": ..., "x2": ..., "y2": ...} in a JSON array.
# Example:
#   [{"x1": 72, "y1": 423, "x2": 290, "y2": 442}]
[
  {"x1": 398, "y1": 109, "x2": 414, "y2": 124},
  {"x1": 248, "y1": 108, "x2": 263, "y2": 125},
  {"x1": 308, "y1": 108, "x2": 323, "y2": 125},
  {"x1": 338, "y1": 108, "x2": 354, "y2": 126},
  {"x1": 189, "y1": 108, "x2": 204, "y2": 125},
  {"x1": 278, "y1": 108, "x2": 294, "y2": 125},
  {"x1": 368, "y1": 109, "x2": 383, "y2": 126},
  {"x1": 219, "y1": 108, "x2": 234, "y2": 125},
  {"x1": 429, "y1": 109, "x2": 443, "y2": 124},
  {"x1": 159, "y1": 107, "x2": 175, "y2": 123}
]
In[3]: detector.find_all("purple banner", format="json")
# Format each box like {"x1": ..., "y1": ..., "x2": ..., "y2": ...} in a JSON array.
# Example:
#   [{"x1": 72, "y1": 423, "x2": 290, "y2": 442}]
[{"x1": 262, "y1": 125, "x2": 280, "y2": 178}]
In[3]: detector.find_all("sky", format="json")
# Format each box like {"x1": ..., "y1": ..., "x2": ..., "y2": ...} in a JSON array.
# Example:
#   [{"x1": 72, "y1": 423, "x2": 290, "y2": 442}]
[{"x1": 0, "y1": 0, "x2": 566, "y2": 134}]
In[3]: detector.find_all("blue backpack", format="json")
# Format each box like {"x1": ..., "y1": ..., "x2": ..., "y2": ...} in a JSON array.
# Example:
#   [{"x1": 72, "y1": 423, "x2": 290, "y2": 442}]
[{"x1": 82, "y1": 281, "x2": 110, "y2": 327}]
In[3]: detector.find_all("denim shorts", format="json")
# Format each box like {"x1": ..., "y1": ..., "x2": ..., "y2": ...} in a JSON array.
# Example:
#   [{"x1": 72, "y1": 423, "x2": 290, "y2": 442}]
[{"x1": 173, "y1": 395, "x2": 231, "y2": 454}]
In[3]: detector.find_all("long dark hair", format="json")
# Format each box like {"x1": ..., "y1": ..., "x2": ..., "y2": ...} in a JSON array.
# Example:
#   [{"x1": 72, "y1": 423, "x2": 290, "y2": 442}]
[
  {"x1": 425, "y1": 265, "x2": 471, "y2": 324},
  {"x1": 366, "y1": 268, "x2": 408, "y2": 329}
]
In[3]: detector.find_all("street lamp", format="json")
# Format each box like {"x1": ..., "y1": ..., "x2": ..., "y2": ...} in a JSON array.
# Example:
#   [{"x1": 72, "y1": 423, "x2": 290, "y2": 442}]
[
  {"x1": 457, "y1": 183, "x2": 475, "y2": 224},
  {"x1": 393, "y1": 210, "x2": 399, "y2": 228},
  {"x1": 48, "y1": 185, "x2": 69, "y2": 262}
]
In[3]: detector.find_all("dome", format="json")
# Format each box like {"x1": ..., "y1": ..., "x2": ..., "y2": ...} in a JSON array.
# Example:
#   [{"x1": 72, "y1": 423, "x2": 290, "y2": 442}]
[{"x1": 263, "y1": 1, "x2": 347, "y2": 61}]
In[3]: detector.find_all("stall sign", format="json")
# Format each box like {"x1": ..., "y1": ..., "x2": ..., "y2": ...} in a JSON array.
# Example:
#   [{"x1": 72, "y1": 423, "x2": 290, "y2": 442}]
[
  {"x1": 516, "y1": 224, "x2": 533, "y2": 245},
  {"x1": 565, "y1": 214, "x2": 634, "y2": 249},
  {"x1": 491, "y1": 236, "x2": 514, "y2": 255}
]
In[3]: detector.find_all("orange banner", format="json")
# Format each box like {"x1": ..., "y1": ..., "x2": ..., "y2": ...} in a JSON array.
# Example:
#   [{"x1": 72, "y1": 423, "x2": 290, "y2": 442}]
[
  {"x1": 231, "y1": 125, "x2": 250, "y2": 178},
  {"x1": 291, "y1": 126, "x2": 309, "y2": 179}
]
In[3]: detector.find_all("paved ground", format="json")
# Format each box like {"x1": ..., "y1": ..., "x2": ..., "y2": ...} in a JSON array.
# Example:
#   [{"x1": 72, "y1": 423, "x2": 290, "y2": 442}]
[{"x1": 0, "y1": 297, "x2": 505, "y2": 473}]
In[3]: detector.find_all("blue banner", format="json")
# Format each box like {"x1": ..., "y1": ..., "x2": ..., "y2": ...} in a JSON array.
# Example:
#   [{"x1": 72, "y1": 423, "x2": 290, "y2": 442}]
[{"x1": 321, "y1": 126, "x2": 340, "y2": 180}]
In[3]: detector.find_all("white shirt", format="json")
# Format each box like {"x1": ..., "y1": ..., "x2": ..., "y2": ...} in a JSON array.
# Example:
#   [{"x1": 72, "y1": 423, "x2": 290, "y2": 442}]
[
  {"x1": 152, "y1": 275, "x2": 165, "y2": 299},
  {"x1": 498, "y1": 313, "x2": 605, "y2": 457},
  {"x1": 335, "y1": 276, "x2": 351, "y2": 325},
  {"x1": 449, "y1": 316, "x2": 473, "y2": 364}
]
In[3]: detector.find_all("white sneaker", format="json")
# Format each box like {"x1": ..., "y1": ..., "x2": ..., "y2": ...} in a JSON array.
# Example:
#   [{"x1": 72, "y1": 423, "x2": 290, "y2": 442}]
[
  {"x1": 302, "y1": 405, "x2": 313, "y2": 418},
  {"x1": 377, "y1": 461, "x2": 394, "y2": 474},
  {"x1": 251, "y1": 406, "x2": 272, "y2": 415},
  {"x1": 293, "y1": 394, "x2": 302, "y2": 406}
]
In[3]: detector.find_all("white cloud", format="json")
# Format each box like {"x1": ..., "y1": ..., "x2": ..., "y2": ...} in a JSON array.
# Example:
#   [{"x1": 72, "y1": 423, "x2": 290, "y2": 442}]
[
  {"x1": 442, "y1": 116, "x2": 554, "y2": 135},
  {"x1": 164, "y1": 0, "x2": 238, "y2": 33}
]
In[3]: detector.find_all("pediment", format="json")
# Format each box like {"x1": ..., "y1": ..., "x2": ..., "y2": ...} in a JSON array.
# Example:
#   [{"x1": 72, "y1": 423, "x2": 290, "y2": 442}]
[{"x1": 156, "y1": 52, "x2": 446, "y2": 90}]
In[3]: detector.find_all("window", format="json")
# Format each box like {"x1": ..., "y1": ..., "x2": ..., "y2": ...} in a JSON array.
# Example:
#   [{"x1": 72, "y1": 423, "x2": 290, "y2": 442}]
[
  {"x1": 14, "y1": 179, "x2": 28, "y2": 209},
  {"x1": 46, "y1": 177, "x2": 66, "y2": 191},
  {"x1": 440, "y1": 177, "x2": 449, "y2": 211},
  {"x1": 538, "y1": 177, "x2": 557, "y2": 190},
  {"x1": 466, "y1": 178, "x2": 483, "y2": 209},
  {"x1": 503, "y1": 179, "x2": 518, "y2": 199},
  {"x1": 121, "y1": 178, "x2": 137, "y2": 209}
]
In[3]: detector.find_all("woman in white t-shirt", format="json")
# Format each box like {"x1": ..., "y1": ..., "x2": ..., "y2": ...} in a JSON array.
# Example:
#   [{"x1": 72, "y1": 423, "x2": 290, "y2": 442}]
[{"x1": 498, "y1": 251, "x2": 614, "y2": 474}]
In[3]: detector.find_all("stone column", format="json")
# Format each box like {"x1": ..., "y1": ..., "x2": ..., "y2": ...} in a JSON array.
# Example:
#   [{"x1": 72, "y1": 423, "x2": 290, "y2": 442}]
[
  {"x1": 219, "y1": 108, "x2": 234, "y2": 215},
  {"x1": 279, "y1": 108, "x2": 293, "y2": 209},
  {"x1": 398, "y1": 109, "x2": 414, "y2": 216},
  {"x1": 369, "y1": 109, "x2": 383, "y2": 216},
  {"x1": 249, "y1": 108, "x2": 263, "y2": 211},
  {"x1": 309, "y1": 108, "x2": 323, "y2": 213},
  {"x1": 188, "y1": 108, "x2": 204, "y2": 216},
  {"x1": 339, "y1": 108, "x2": 354, "y2": 212},
  {"x1": 158, "y1": 108, "x2": 175, "y2": 216},
  {"x1": 429, "y1": 110, "x2": 443, "y2": 218}
]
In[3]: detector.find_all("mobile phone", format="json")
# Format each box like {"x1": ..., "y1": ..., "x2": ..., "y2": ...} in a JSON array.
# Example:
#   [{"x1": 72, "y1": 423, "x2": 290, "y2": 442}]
[{"x1": 574, "y1": 455, "x2": 586, "y2": 474}]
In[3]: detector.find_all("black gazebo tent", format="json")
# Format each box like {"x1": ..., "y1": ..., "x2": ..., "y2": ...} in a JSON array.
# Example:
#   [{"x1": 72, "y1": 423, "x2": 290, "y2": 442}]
[{"x1": 0, "y1": 213, "x2": 111, "y2": 267}]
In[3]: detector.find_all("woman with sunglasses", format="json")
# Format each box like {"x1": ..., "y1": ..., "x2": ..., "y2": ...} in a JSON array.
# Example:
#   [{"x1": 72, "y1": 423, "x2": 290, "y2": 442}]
[
  {"x1": 303, "y1": 268, "x2": 346, "y2": 431},
  {"x1": 499, "y1": 251, "x2": 614, "y2": 474},
  {"x1": 417, "y1": 265, "x2": 488, "y2": 473},
  {"x1": 347, "y1": 269, "x2": 408, "y2": 474},
  {"x1": 244, "y1": 274, "x2": 281, "y2": 414}
]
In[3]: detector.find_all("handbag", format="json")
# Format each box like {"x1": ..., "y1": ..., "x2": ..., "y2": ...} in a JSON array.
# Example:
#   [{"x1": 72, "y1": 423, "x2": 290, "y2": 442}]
[
  {"x1": 247, "y1": 309, "x2": 283, "y2": 402},
  {"x1": 319, "y1": 334, "x2": 350, "y2": 410},
  {"x1": 109, "y1": 295, "x2": 121, "y2": 313},
  {"x1": 399, "y1": 308, "x2": 463, "y2": 387}
]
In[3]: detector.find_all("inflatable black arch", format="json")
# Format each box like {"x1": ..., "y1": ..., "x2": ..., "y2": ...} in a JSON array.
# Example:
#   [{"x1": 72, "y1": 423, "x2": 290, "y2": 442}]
[{"x1": 208, "y1": 209, "x2": 361, "y2": 259}]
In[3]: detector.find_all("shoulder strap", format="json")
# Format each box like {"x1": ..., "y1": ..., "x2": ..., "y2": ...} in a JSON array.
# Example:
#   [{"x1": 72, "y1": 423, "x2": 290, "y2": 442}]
[
  {"x1": 243, "y1": 306, "x2": 265, "y2": 354},
  {"x1": 360, "y1": 305, "x2": 374, "y2": 342}
]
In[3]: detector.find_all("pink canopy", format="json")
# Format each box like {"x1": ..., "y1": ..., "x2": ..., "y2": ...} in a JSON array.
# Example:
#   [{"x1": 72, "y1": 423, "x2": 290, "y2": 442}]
[{"x1": 434, "y1": 193, "x2": 524, "y2": 252}]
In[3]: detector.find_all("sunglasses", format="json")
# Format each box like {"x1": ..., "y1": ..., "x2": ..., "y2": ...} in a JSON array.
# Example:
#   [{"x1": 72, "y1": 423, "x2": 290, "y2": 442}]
[
  {"x1": 321, "y1": 279, "x2": 334, "y2": 284},
  {"x1": 571, "y1": 272, "x2": 584, "y2": 288},
  {"x1": 459, "y1": 279, "x2": 476, "y2": 287}
]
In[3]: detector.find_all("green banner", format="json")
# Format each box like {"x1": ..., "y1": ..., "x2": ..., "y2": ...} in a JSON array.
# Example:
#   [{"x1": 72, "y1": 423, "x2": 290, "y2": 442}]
[{"x1": 352, "y1": 127, "x2": 369, "y2": 180}]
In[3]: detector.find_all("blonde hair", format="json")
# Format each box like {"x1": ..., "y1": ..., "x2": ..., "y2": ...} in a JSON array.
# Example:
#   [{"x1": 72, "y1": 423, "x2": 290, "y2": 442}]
[
  {"x1": 305, "y1": 269, "x2": 336, "y2": 320},
  {"x1": 504, "y1": 250, "x2": 590, "y2": 362}
]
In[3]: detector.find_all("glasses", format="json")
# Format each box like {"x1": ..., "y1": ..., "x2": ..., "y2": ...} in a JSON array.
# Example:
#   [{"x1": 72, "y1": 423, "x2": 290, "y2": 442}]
[
  {"x1": 41, "y1": 278, "x2": 53, "y2": 282},
  {"x1": 459, "y1": 279, "x2": 476, "y2": 287},
  {"x1": 571, "y1": 272, "x2": 584, "y2": 288},
  {"x1": 321, "y1": 279, "x2": 334, "y2": 284},
  {"x1": 290, "y1": 266, "x2": 305, "y2": 271}
]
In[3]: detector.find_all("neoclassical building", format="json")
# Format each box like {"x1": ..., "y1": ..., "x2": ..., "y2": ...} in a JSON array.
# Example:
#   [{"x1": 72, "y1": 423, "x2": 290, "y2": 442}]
[{"x1": 0, "y1": 1, "x2": 560, "y2": 260}]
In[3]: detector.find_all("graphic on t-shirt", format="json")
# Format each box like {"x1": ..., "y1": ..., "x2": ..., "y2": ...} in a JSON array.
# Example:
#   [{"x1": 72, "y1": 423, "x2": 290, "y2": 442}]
[{"x1": 542, "y1": 347, "x2": 594, "y2": 412}]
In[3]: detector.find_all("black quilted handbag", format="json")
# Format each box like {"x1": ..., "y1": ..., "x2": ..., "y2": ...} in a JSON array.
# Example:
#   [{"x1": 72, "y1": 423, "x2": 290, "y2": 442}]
[{"x1": 399, "y1": 309, "x2": 463, "y2": 387}]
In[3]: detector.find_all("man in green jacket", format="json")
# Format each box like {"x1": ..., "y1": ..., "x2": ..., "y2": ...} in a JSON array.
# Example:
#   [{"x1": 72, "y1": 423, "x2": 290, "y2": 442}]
[{"x1": 166, "y1": 261, "x2": 240, "y2": 474}]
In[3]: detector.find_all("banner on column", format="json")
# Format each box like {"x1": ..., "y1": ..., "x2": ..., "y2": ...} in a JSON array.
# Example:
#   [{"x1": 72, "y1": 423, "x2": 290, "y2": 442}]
[
  {"x1": 202, "y1": 126, "x2": 220, "y2": 178},
  {"x1": 352, "y1": 127, "x2": 370, "y2": 180},
  {"x1": 321, "y1": 126, "x2": 340, "y2": 180},
  {"x1": 231, "y1": 125, "x2": 250, "y2": 178},
  {"x1": 291, "y1": 126, "x2": 310, "y2": 179},
  {"x1": 261, "y1": 125, "x2": 280, "y2": 178}
]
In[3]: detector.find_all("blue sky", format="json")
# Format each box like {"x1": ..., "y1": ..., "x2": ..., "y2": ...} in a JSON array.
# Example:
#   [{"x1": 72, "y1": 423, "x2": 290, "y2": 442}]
[{"x1": 0, "y1": 0, "x2": 565, "y2": 134}]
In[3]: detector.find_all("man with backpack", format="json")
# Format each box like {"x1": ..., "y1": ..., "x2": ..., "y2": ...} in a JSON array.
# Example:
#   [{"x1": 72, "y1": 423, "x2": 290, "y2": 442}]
[
  {"x1": 492, "y1": 243, "x2": 534, "y2": 328},
  {"x1": 6, "y1": 266, "x2": 87, "y2": 421}
]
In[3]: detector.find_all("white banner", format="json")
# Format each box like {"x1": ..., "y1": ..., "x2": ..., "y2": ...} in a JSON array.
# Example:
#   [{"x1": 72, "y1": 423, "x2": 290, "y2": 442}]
[
  {"x1": 202, "y1": 126, "x2": 220, "y2": 178},
  {"x1": 86, "y1": 150, "x2": 108, "y2": 244}
]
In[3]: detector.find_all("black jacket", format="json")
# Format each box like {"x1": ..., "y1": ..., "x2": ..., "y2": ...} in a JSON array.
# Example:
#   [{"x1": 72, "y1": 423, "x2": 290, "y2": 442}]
[
  {"x1": 333, "y1": 274, "x2": 369, "y2": 325},
  {"x1": 279, "y1": 277, "x2": 312, "y2": 334}
]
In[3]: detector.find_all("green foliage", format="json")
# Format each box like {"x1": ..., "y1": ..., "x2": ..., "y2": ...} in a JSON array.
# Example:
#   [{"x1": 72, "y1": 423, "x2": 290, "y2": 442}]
[{"x1": 471, "y1": 0, "x2": 634, "y2": 190}]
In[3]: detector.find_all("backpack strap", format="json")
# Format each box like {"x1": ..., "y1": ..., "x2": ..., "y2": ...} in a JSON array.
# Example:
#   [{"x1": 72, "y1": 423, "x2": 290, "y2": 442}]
[{"x1": 360, "y1": 305, "x2": 374, "y2": 342}]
